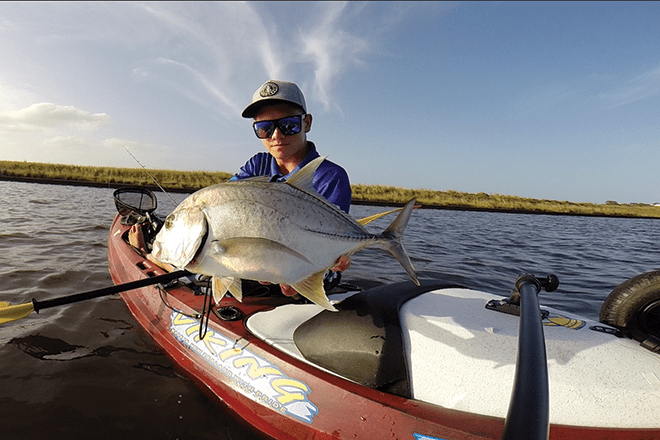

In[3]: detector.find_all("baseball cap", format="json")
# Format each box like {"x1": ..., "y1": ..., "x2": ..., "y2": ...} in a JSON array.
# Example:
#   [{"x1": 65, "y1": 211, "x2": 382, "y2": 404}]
[{"x1": 242, "y1": 80, "x2": 307, "y2": 118}]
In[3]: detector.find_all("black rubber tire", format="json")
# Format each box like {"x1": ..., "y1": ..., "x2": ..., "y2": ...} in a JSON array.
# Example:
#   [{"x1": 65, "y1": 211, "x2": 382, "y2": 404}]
[{"x1": 600, "y1": 270, "x2": 660, "y2": 339}]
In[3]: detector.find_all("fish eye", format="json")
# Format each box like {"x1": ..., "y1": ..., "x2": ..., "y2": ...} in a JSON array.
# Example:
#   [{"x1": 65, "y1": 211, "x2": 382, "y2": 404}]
[{"x1": 164, "y1": 215, "x2": 175, "y2": 229}]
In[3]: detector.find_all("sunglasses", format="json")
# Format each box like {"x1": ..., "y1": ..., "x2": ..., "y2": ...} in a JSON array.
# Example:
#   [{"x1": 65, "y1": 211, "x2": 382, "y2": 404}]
[{"x1": 252, "y1": 114, "x2": 305, "y2": 139}]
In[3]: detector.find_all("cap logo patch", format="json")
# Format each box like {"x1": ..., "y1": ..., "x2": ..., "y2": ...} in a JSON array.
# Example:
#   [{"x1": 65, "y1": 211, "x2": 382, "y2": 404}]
[{"x1": 259, "y1": 82, "x2": 279, "y2": 97}]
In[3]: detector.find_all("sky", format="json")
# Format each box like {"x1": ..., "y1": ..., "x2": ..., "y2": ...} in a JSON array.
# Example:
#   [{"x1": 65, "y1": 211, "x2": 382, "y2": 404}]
[{"x1": 1, "y1": 1, "x2": 660, "y2": 204}]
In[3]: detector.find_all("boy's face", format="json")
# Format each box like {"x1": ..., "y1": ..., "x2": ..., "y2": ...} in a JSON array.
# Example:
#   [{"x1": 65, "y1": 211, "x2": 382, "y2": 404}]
[{"x1": 254, "y1": 103, "x2": 312, "y2": 170}]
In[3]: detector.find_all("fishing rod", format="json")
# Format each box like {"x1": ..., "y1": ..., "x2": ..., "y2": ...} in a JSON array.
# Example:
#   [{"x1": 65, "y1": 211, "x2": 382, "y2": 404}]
[
  {"x1": 0, "y1": 270, "x2": 191, "y2": 325},
  {"x1": 123, "y1": 146, "x2": 178, "y2": 206}
]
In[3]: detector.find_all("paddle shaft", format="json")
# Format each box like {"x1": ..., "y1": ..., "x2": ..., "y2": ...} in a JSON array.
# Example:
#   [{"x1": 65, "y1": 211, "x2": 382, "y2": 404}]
[
  {"x1": 32, "y1": 270, "x2": 190, "y2": 313},
  {"x1": 501, "y1": 275, "x2": 550, "y2": 440}
]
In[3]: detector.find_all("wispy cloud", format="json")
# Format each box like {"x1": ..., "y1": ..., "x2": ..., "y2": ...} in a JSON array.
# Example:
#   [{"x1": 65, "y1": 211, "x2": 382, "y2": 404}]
[
  {"x1": 597, "y1": 65, "x2": 660, "y2": 108},
  {"x1": 0, "y1": 2, "x2": 452, "y2": 170},
  {"x1": 299, "y1": 3, "x2": 371, "y2": 113},
  {"x1": 120, "y1": 2, "x2": 417, "y2": 115},
  {"x1": 126, "y1": 2, "x2": 362, "y2": 114},
  {"x1": 2, "y1": 2, "x2": 442, "y2": 117}
]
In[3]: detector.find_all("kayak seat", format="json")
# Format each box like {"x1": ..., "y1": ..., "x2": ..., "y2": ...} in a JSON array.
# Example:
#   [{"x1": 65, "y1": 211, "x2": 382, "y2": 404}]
[{"x1": 293, "y1": 280, "x2": 461, "y2": 397}]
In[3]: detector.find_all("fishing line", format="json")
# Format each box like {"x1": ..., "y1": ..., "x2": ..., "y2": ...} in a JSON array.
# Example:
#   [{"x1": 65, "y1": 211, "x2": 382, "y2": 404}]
[
  {"x1": 198, "y1": 290, "x2": 213, "y2": 341},
  {"x1": 123, "y1": 146, "x2": 178, "y2": 206},
  {"x1": 156, "y1": 279, "x2": 213, "y2": 340},
  {"x1": 157, "y1": 285, "x2": 203, "y2": 321}
]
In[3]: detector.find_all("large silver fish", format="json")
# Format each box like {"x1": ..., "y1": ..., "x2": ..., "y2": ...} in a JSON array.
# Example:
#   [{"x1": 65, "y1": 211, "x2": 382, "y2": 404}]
[{"x1": 151, "y1": 156, "x2": 419, "y2": 311}]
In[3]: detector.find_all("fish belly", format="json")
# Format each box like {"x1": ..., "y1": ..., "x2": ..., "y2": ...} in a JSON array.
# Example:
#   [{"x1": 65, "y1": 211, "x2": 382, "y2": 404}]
[
  {"x1": 186, "y1": 191, "x2": 372, "y2": 284},
  {"x1": 188, "y1": 229, "x2": 369, "y2": 285}
]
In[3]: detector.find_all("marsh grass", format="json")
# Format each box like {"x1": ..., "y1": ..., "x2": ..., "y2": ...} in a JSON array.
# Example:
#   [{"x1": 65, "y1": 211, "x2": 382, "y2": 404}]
[
  {"x1": 0, "y1": 160, "x2": 232, "y2": 191},
  {"x1": 352, "y1": 184, "x2": 660, "y2": 218},
  {"x1": 2, "y1": 160, "x2": 659, "y2": 218}
]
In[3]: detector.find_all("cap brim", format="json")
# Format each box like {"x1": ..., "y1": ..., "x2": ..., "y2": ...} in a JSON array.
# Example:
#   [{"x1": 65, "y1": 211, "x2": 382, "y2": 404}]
[
  {"x1": 241, "y1": 99, "x2": 305, "y2": 118},
  {"x1": 241, "y1": 101, "x2": 264, "y2": 118}
]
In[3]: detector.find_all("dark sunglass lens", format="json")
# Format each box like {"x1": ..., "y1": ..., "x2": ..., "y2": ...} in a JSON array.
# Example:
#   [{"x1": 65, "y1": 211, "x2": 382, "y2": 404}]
[
  {"x1": 277, "y1": 116, "x2": 302, "y2": 135},
  {"x1": 253, "y1": 115, "x2": 302, "y2": 138},
  {"x1": 253, "y1": 121, "x2": 275, "y2": 139}
]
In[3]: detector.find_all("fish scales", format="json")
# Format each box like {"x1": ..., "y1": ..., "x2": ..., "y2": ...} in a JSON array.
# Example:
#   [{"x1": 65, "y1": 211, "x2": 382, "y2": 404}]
[
  {"x1": 152, "y1": 156, "x2": 419, "y2": 311},
  {"x1": 197, "y1": 186, "x2": 373, "y2": 254}
]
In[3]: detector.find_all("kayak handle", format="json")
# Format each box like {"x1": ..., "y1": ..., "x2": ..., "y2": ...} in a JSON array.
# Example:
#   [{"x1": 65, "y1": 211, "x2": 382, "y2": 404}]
[
  {"x1": 533, "y1": 274, "x2": 559, "y2": 293},
  {"x1": 507, "y1": 274, "x2": 558, "y2": 305}
]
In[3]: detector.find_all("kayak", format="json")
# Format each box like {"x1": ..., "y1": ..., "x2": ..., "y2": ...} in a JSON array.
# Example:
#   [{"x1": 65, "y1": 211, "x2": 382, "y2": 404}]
[{"x1": 107, "y1": 192, "x2": 660, "y2": 440}]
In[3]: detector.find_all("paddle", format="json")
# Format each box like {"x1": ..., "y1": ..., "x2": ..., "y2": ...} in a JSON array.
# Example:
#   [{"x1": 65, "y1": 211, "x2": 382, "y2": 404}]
[
  {"x1": 0, "y1": 270, "x2": 190, "y2": 325},
  {"x1": 501, "y1": 274, "x2": 557, "y2": 440}
]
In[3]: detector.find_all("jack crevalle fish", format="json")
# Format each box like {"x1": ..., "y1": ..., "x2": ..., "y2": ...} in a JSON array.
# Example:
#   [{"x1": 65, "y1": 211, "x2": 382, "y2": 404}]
[{"x1": 151, "y1": 156, "x2": 419, "y2": 311}]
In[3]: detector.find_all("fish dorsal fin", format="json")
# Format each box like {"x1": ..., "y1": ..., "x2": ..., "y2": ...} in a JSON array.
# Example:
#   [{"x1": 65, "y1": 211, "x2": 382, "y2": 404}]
[
  {"x1": 230, "y1": 175, "x2": 272, "y2": 183},
  {"x1": 285, "y1": 156, "x2": 326, "y2": 194},
  {"x1": 292, "y1": 271, "x2": 337, "y2": 312}
]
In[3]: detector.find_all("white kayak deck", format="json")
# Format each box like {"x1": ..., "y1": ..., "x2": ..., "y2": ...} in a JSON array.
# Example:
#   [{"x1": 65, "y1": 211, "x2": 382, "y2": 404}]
[{"x1": 246, "y1": 287, "x2": 660, "y2": 429}]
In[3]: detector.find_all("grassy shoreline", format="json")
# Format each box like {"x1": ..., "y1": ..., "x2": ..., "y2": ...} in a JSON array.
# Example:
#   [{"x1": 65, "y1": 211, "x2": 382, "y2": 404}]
[{"x1": 2, "y1": 160, "x2": 659, "y2": 219}]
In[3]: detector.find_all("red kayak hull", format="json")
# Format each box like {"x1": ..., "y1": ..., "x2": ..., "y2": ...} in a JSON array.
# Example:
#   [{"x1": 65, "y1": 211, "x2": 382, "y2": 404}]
[{"x1": 108, "y1": 214, "x2": 659, "y2": 440}]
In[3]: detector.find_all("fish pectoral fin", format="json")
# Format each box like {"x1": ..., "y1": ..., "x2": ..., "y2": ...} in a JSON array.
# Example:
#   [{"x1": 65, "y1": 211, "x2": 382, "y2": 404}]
[
  {"x1": 212, "y1": 276, "x2": 243, "y2": 303},
  {"x1": 292, "y1": 272, "x2": 337, "y2": 312},
  {"x1": 216, "y1": 237, "x2": 313, "y2": 265}
]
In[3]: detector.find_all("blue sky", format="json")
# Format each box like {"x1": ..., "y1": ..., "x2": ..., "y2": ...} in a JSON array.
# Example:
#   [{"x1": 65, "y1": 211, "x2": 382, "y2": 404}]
[{"x1": 1, "y1": 2, "x2": 659, "y2": 204}]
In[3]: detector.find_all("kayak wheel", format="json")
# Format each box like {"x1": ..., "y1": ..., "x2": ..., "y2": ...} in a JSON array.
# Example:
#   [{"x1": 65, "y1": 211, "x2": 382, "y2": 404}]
[{"x1": 600, "y1": 270, "x2": 660, "y2": 342}]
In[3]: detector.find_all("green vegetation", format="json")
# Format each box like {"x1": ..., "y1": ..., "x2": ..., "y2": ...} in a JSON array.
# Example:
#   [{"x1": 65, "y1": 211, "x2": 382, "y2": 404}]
[
  {"x1": 0, "y1": 160, "x2": 232, "y2": 191},
  {"x1": 352, "y1": 185, "x2": 660, "y2": 218},
  {"x1": 2, "y1": 160, "x2": 659, "y2": 218}
]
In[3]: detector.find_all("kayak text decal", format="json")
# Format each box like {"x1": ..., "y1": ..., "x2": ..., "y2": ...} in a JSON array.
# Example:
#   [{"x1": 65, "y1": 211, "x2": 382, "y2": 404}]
[
  {"x1": 170, "y1": 311, "x2": 318, "y2": 423},
  {"x1": 543, "y1": 313, "x2": 585, "y2": 330},
  {"x1": 413, "y1": 434, "x2": 448, "y2": 440}
]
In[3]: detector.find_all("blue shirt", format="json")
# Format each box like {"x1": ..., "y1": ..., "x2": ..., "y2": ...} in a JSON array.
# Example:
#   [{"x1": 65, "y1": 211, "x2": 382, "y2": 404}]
[{"x1": 230, "y1": 142, "x2": 352, "y2": 213}]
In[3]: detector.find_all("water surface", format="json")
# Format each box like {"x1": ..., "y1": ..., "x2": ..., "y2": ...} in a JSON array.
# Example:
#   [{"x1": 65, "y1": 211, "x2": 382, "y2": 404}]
[{"x1": 1, "y1": 181, "x2": 659, "y2": 439}]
